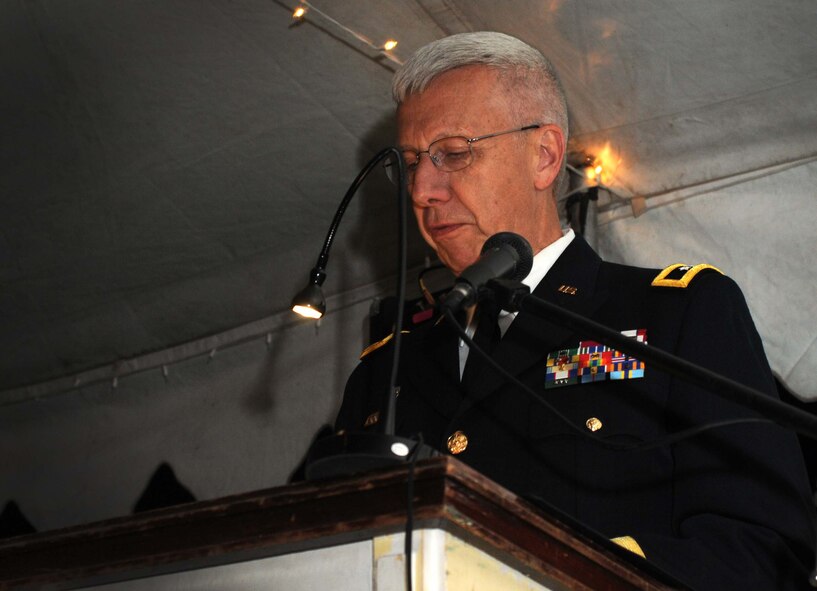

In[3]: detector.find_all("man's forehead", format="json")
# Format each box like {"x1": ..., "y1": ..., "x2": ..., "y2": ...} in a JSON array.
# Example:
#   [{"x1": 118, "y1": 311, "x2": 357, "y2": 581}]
[
  {"x1": 396, "y1": 68, "x2": 515, "y2": 145},
  {"x1": 402, "y1": 63, "x2": 504, "y2": 96}
]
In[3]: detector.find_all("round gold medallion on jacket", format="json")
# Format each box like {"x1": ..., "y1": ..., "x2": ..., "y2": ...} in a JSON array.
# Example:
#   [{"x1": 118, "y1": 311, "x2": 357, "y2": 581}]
[
  {"x1": 586, "y1": 417, "x2": 603, "y2": 432},
  {"x1": 447, "y1": 431, "x2": 469, "y2": 454}
]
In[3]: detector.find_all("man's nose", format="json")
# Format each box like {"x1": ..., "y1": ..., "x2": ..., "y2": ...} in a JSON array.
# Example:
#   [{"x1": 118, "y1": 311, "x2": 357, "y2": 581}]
[{"x1": 410, "y1": 154, "x2": 451, "y2": 206}]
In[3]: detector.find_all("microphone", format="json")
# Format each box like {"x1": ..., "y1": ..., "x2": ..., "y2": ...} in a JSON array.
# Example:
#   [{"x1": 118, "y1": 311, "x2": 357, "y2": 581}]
[{"x1": 439, "y1": 232, "x2": 533, "y2": 315}]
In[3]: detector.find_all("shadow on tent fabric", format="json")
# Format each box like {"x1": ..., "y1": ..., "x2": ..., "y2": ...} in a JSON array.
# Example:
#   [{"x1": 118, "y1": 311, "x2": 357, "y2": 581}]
[
  {"x1": 132, "y1": 462, "x2": 196, "y2": 513},
  {"x1": 0, "y1": 501, "x2": 36, "y2": 539}
]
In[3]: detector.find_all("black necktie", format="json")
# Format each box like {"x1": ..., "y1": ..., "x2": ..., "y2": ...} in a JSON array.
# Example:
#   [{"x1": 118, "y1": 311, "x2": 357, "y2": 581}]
[{"x1": 461, "y1": 299, "x2": 501, "y2": 392}]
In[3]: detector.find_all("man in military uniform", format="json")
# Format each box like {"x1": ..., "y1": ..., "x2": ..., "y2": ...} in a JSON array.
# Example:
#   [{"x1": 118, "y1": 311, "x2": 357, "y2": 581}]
[{"x1": 335, "y1": 32, "x2": 814, "y2": 589}]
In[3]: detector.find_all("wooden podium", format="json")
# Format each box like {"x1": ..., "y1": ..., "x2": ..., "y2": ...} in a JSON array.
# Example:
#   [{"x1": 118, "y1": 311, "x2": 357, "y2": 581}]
[{"x1": 0, "y1": 457, "x2": 681, "y2": 590}]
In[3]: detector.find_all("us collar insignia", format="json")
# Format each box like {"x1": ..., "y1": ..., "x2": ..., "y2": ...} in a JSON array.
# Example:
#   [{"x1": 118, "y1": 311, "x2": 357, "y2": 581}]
[{"x1": 545, "y1": 329, "x2": 647, "y2": 389}]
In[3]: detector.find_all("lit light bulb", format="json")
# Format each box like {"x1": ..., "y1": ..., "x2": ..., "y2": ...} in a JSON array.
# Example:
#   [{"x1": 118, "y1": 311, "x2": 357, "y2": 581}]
[
  {"x1": 292, "y1": 6, "x2": 306, "y2": 19},
  {"x1": 390, "y1": 442, "x2": 410, "y2": 457},
  {"x1": 292, "y1": 304, "x2": 322, "y2": 319},
  {"x1": 383, "y1": 39, "x2": 398, "y2": 51}
]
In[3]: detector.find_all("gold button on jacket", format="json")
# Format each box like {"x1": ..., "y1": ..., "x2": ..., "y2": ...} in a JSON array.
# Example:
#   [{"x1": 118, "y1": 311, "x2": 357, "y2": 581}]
[
  {"x1": 586, "y1": 417, "x2": 603, "y2": 432},
  {"x1": 447, "y1": 431, "x2": 469, "y2": 454}
]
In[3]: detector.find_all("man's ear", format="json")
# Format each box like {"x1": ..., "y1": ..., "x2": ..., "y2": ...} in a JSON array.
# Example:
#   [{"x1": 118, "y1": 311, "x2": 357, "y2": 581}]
[{"x1": 533, "y1": 124, "x2": 565, "y2": 191}]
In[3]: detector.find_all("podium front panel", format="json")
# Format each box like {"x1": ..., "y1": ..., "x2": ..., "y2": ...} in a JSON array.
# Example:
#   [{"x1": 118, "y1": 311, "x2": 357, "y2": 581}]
[{"x1": 73, "y1": 529, "x2": 563, "y2": 591}]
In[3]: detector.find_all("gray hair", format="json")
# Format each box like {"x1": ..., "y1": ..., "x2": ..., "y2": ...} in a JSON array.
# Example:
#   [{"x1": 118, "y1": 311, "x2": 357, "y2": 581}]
[
  {"x1": 392, "y1": 32, "x2": 569, "y2": 142},
  {"x1": 392, "y1": 32, "x2": 569, "y2": 196}
]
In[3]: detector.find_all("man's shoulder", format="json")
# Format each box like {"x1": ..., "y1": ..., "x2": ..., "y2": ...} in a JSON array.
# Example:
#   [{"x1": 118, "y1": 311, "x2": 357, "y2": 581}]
[
  {"x1": 600, "y1": 259, "x2": 730, "y2": 293},
  {"x1": 359, "y1": 306, "x2": 440, "y2": 361},
  {"x1": 556, "y1": 235, "x2": 725, "y2": 296},
  {"x1": 594, "y1": 259, "x2": 741, "y2": 327}
]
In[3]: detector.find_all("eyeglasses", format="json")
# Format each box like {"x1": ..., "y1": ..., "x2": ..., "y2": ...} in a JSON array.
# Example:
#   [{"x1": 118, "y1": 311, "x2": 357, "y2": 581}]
[{"x1": 385, "y1": 123, "x2": 542, "y2": 185}]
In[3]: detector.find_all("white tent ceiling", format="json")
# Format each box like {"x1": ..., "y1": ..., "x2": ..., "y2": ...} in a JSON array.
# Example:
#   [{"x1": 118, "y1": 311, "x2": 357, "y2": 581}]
[{"x1": 2, "y1": 0, "x2": 816, "y2": 401}]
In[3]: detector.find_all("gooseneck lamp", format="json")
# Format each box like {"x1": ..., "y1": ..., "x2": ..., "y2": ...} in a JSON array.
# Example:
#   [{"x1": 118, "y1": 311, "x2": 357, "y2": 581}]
[
  {"x1": 290, "y1": 268, "x2": 326, "y2": 319},
  {"x1": 292, "y1": 147, "x2": 434, "y2": 479},
  {"x1": 291, "y1": 147, "x2": 400, "y2": 321}
]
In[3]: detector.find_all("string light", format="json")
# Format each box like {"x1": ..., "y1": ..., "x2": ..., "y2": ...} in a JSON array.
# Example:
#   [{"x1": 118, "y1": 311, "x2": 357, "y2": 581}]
[
  {"x1": 584, "y1": 162, "x2": 601, "y2": 185},
  {"x1": 566, "y1": 146, "x2": 632, "y2": 224},
  {"x1": 591, "y1": 142, "x2": 619, "y2": 185},
  {"x1": 572, "y1": 142, "x2": 621, "y2": 188},
  {"x1": 288, "y1": 1, "x2": 403, "y2": 65}
]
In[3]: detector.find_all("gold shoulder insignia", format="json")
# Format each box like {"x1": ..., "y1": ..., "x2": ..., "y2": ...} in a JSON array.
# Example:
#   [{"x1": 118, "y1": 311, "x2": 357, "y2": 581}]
[
  {"x1": 359, "y1": 331, "x2": 411, "y2": 360},
  {"x1": 651, "y1": 263, "x2": 724, "y2": 288},
  {"x1": 610, "y1": 536, "x2": 646, "y2": 558}
]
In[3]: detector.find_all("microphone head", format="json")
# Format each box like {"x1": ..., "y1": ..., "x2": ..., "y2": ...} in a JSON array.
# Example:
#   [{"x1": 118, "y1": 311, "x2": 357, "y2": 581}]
[
  {"x1": 481, "y1": 232, "x2": 533, "y2": 281},
  {"x1": 438, "y1": 231, "x2": 534, "y2": 315}
]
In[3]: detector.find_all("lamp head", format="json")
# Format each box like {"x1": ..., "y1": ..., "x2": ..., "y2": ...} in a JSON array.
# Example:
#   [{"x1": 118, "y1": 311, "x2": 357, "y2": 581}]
[{"x1": 291, "y1": 268, "x2": 327, "y2": 319}]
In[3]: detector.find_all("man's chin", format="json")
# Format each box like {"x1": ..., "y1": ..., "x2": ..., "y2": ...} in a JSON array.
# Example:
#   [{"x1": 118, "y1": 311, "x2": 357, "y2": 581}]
[
  {"x1": 436, "y1": 250, "x2": 481, "y2": 277},
  {"x1": 422, "y1": 230, "x2": 483, "y2": 276}
]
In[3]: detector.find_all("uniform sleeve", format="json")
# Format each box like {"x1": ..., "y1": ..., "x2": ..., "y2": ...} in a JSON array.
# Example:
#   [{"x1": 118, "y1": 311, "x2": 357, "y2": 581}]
[
  {"x1": 335, "y1": 360, "x2": 371, "y2": 433},
  {"x1": 335, "y1": 349, "x2": 395, "y2": 435},
  {"x1": 633, "y1": 274, "x2": 815, "y2": 590}
]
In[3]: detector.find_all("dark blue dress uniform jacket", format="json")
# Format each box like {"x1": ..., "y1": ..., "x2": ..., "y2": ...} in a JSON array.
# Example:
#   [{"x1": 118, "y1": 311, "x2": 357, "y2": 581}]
[{"x1": 336, "y1": 236, "x2": 815, "y2": 590}]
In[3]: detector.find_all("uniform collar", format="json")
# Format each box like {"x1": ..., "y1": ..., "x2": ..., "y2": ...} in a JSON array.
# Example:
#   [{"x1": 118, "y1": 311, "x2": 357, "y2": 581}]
[
  {"x1": 497, "y1": 228, "x2": 575, "y2": 332},
  {"x1": 523, "y1": 227, "x2": 576, "y2": 293}
]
